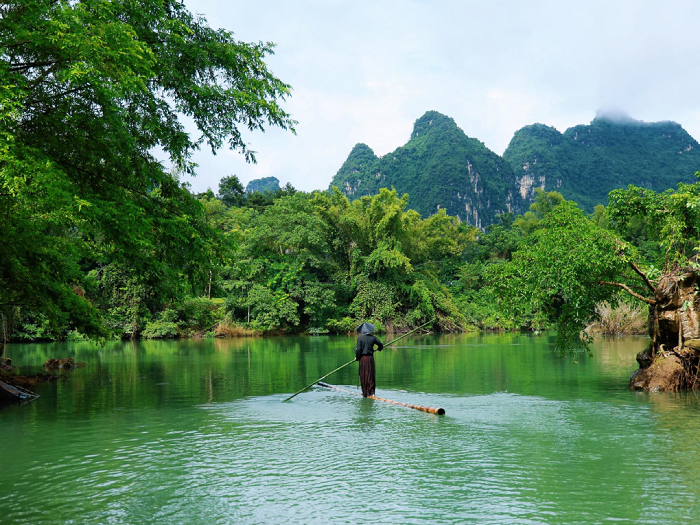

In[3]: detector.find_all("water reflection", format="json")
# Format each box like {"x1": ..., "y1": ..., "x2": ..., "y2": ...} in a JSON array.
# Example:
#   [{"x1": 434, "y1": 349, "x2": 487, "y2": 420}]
[{"x1": 2, "y1": 333, "x2": 700, "y2": 523}]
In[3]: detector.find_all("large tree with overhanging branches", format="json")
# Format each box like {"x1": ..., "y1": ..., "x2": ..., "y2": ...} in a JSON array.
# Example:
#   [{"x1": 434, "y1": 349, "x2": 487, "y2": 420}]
[
  {"x1": 0, "y1": 0, "x2": 295, "y2": 339},
  {"x1": 491, "y1": 174, "x2": 700, "y2": 390}
]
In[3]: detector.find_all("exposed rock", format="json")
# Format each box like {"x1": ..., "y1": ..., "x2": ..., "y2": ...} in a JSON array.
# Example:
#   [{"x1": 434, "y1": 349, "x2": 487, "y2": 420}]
[
  {"x1": 636, "y1": 345, "x2": 654, "y2": 369},
  {"x1": 630, "y1": 353, "x2": 686, "y2": 392},
  {"x1": 630, "y1": 270, "x2": 700, "y2": 391},
  {"x1": 685, "y1": 339, "x2": 700, "y2": 356},
  {"x1": 43, "y1": 358, "x2": 84, "y2": 370}
]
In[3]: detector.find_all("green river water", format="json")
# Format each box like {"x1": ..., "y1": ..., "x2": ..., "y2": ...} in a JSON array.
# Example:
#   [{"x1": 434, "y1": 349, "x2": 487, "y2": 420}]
[{"x1": 1, "y1": 333, "x2": 700, "y2": 524}]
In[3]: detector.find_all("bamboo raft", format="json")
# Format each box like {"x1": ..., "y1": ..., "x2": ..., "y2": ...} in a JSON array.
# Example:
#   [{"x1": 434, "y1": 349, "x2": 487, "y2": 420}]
[
  {"x1": 283, "y1": 320, "x2": 435, "y2": 403},
  {"x1": 318, "y1": 382, "x2": 445, "y2": 415}
]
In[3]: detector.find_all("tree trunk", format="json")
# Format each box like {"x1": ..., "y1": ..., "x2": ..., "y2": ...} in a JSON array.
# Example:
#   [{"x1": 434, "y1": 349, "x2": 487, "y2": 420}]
[{"x1": 630, "y1": 271, "x2": 700, "y2": 391}]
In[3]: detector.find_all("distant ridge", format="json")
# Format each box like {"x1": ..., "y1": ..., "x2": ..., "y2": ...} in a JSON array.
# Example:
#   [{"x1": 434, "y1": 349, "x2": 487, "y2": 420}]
[
  {"x1": 330, "y1": 111, "x2": 700, "y2": 226},
  {"x1": 330, "y1": 111, "x2": 522, "y2": 228},
  {"x1": 504, "y1": 115, "x2": 700, "y2": 211},
  {"x1": 246, "y1": 176, "x2": 280, "y2": 194}
]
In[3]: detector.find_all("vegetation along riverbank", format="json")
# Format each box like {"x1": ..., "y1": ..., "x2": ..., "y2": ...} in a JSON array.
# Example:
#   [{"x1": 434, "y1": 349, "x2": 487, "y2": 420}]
[{"x1": 2, "y1": 1, "x2": 700, "y2": 391}]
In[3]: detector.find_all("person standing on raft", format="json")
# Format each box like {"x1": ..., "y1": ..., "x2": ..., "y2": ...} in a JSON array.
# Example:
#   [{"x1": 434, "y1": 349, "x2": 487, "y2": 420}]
[{"x1": 355, "y1": 322, "x2": 383, "y2": 397}]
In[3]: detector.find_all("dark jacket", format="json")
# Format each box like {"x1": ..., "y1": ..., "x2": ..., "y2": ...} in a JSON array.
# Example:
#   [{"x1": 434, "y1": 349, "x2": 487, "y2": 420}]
[{"x1": 355, "y1": 334, "x2": 383, "y2": 361}]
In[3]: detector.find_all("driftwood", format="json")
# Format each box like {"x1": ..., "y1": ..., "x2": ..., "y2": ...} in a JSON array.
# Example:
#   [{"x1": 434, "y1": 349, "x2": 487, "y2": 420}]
[{"x1": 0, "y1": 378, "x2": 39, "y2": 405}]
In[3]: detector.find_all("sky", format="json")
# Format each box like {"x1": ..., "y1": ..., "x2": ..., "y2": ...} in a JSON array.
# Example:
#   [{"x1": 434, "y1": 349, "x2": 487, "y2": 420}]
[{"x1": 180, "y1": 0, "x2": 700, "y2": 194}]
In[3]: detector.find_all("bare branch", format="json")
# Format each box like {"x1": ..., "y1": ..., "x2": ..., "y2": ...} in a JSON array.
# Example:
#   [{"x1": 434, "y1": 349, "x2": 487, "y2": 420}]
[
  {"x1": 629, "y1": 260, "x2": 657, "y2": 292},
  {"x1": 9, "y1": 60, "x2": 58, "y2": 72},
  {"x1": 598, "y1": 281, "x2": 656, "y2": 305}
]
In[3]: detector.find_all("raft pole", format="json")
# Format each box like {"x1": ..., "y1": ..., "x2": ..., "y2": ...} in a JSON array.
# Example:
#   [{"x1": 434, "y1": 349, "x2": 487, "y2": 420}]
[{"x1": 282, "y1": 320, "x2": 435, "y2": 403}]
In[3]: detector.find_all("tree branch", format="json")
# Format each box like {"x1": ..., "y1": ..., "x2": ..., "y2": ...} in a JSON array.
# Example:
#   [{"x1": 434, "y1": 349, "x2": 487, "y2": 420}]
[
  {"x1": 629, "y1": 260, "x2": 656, "y2": 292},
  {"x1": 9, "y1": 60, "x2": 58, "y2": 72},
  {"x1": 598, "y1": 281, "x2": 656, "y2": 305},
  {"x1": 26, "y1": 85, "x2": 88, "y2": 106}
]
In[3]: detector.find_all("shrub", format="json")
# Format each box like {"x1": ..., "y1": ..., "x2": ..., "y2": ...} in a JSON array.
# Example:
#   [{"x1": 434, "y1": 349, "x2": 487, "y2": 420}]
[
  {"x1": 177, "y1": 297, "x2": 223, "y2": 333},
  {"x1": 326, "y1": 317, "x2": 357, "y2": 334},
  {"x1": 142, "y1": 321, "x2": 179, "y2": 339},
  {"x1": 215, "y1": 319, "x2": 258, "y2": 337},
  {"x1": 65, "y1": 330, "x2": 89, "y2": 342},
  {"x1": 245, "y1": 285, "x2": 299, "y2": 332},
  {"x1": 12, "y1": 312, "x2": 58, "y2": 341},
  {"x1": 595, "y1": 301, "x2": 648, "y2": 335}
]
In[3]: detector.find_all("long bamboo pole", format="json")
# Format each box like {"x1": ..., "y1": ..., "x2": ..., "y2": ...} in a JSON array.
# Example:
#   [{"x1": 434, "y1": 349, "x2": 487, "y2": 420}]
[
  {"x1": 282, "y1": 319, "x2": 434, "y2": 402},
  {"x1": 318, "y1": 382, "x2": 445, "y2": 415}
]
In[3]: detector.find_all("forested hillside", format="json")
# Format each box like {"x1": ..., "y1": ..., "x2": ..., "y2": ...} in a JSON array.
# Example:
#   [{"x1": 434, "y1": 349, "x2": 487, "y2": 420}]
[
  {"x1": 330, "y1": 111, "x2": 523, "y2": 228},
  {"x1": 504, "y1": 114, "x2": 700, "y2": 211},
  {"x1": 332, "y1": 111, "x2": 700, "y2": 225},
  {"x1": 246, "y1": 176, "x2": 280, "y2": 194}
]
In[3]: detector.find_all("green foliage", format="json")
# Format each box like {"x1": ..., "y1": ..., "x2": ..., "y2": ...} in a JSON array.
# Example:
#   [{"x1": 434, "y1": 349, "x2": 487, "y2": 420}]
[
  {"x1": 142, "y1": 320, "x2": 179, "y2": 339},
  {"x1": 453, "y1": 261, "x2": 516, "y2": 330},
  {"x1": 490, "y1": 202, "x2": 635, "y2": 350},
  {"x1": 218, "y1": 175, "x2": 246, "y2": 207},
  {"x1": 608, "y1": 174, "x2": 700, "y2": 267},
  {"x1": 513, "y1": 189, "x2": 566, "y2": 236},
  {"x1": 246, "y1": 176, "x2": 281, "y2": 194},
  {"x1": 142, "y1": 298, "x2": 223, "y2": 338},
  {"x1": 0, "y1": 0, "x2": 295, "y2": 339},
  {"x1": 89, "y1": 264, "x2": 159, "y2": 338},
  {"x1": 10, "y1": 2, "x2": 696, "y2": 347},
  {"x1": 216, "y1": 187, "x2": 471, "y2": 333},
  {"x1": 245, "y1": 284, "x2": 300, "y2": 332},
  {"x1": 477, "y1": 176, "x2": 700, "y2": 353},
  {"x1": 330, "y1": 111, "x2": 523, "y2": 227},
  {"x1": 11, "y1": 312, "x2": 58, "y2": 342},
  {"x1": 326, "y1": 317, "x2": 359, "y2": 334},
  {"x1": 504, "y1": 117, "x2": 700, "y2": 212},
  {"x1": 176, "y1": 297, "x2": 223, "y2": 334},
  {"x1": 349, "y1": 274, "x2": 398, "y2": 321}
]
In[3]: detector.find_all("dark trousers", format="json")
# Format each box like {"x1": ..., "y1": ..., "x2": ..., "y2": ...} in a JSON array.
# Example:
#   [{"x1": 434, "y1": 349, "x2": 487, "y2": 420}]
[{"x1": 359, "y1": 355, "x2": 375, "y2": 397}]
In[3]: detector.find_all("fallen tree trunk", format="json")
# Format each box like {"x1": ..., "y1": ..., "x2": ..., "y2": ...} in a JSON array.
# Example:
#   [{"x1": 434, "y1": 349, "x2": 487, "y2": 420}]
[{"x1": 0, "y1": 378, "x2": 39, "y2": 406}]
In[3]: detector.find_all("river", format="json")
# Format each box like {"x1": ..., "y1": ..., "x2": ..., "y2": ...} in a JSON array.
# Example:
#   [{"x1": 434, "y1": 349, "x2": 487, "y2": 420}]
[{"x1": 1, "y1": 333, "x2": 699, "y2": 524}]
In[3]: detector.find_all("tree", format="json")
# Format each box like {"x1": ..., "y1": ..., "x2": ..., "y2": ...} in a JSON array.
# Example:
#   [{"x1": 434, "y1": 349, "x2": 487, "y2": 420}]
[
  {"x1": 313, "y1": 188, "x2": 471, "y2": 331},
  {"x1": 492, "y1": 201, "x2": 636, "y2": 349},
  {"x1": 0, "y1": 0, "x2": 295, "y2": 338},
  {"x1": 608, "y1": 177, "x2": 700, "y2": 391},
  {"x1": 218, "y1": 175, "x2": 246, "y2": 208},
  {"x1": 492, "y1": 176, "x2": 700, "y2": 390},
  {"x1": 513, "y1": 189, "x2": 565, "y2": 236},
  {"x1": 217, "y1": 187, "x2": 472, "y2": 333}
]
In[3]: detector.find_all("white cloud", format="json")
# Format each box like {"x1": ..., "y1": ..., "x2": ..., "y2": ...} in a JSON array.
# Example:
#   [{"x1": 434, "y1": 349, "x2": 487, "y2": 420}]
[{"x1": 181, "y1": 0, "x2": 700, "y2": 193}]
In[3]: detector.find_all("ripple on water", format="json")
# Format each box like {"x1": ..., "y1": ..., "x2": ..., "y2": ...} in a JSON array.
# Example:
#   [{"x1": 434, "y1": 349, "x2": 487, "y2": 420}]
[{"x1": 3, "y1": 335, "x2": 700, "y2": 524}]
